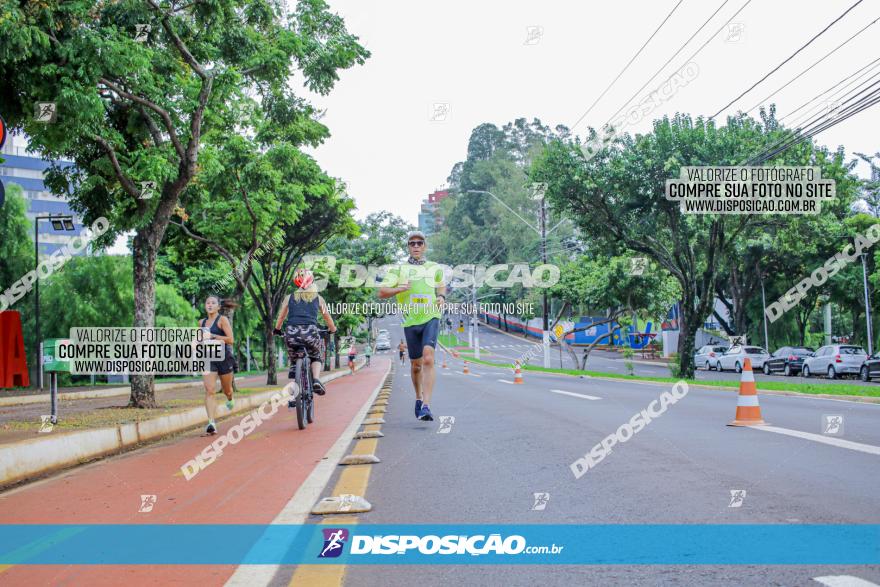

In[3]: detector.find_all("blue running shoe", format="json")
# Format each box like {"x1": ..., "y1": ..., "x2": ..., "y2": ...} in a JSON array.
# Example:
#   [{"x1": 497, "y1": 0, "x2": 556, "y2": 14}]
[
  {"x1": 206, "y1": 421, "x2": 217, "y2": 435},
  {"x1": 418, "y1": 404, "x2": 434, "y2": 422},
  {"x1": 414, "y1": 399, "x2": 423, "y2": 419}
]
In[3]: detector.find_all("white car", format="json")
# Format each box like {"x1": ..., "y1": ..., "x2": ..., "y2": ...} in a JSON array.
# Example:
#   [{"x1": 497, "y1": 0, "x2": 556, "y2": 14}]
[
  {"x1": 694, "y1": 344, "x2": 728, "y2": 371},
  {"x1": 715, "y1": 345, "x2": 770, "y2": 373},
  {"x1": 802, "y1": 344, "x2": 866, "y2": 379},
  {"x1": 375, "y1": 336, "x2": 391, "y2": 351}
]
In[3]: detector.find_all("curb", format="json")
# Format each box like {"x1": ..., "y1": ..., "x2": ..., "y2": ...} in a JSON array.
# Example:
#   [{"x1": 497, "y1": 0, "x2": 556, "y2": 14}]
[
  {"x1": 0, "y1": 362, "x2": 366, "y2": 488},
  {"x1": 450, "y1": 355, "x2": 880, "y2": 405}
]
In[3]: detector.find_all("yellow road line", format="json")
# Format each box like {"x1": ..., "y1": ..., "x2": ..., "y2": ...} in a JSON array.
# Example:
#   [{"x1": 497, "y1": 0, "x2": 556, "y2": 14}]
[{"x1": 287, "y1": 422, "x2": 381, "y2": 586}]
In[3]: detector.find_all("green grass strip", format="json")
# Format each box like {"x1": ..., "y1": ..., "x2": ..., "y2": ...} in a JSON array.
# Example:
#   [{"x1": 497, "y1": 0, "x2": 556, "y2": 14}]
[{"x1": 461, "y1": 356, "x2": 880, "y2": 398}]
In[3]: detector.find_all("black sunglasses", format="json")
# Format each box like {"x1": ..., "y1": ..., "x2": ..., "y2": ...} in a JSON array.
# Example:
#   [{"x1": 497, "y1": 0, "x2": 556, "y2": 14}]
[{"x1": 408, "y1": 240, "x2": 425, "y2": 246}]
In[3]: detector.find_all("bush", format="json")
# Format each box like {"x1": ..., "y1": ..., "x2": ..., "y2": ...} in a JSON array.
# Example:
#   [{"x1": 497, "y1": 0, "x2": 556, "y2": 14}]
[
  {"x1": 622, "y1": 346, "x2": 635, "y2": 376},
  {"x1": 667, "y1": 352, "x2": 680, "y2": 378}
]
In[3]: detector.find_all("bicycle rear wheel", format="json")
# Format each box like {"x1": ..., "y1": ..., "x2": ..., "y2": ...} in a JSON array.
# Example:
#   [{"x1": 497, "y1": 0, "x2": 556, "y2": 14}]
[{"x1": 295, "y1": 358, "x2": 307, "y2": 430}]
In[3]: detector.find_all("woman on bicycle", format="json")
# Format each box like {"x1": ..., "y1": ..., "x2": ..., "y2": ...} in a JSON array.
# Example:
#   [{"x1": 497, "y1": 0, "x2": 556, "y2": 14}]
[
  {"x1": 200, "y1": 296, "x2": 237, "y2": 435},
  {"x1": 274, "y1": 268, "x2": 336, "y2": 396}
]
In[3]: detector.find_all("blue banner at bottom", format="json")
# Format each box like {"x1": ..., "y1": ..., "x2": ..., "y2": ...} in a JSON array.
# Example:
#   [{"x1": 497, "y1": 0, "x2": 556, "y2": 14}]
[{"x1": 0, "y1": 525, "x2": 877, "y2": 565}]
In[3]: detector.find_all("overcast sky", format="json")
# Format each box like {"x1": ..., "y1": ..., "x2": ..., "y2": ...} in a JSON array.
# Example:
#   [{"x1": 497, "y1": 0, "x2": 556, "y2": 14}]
[{"x1": 299, "y1": 0, "x2": 880, "y2": 224}]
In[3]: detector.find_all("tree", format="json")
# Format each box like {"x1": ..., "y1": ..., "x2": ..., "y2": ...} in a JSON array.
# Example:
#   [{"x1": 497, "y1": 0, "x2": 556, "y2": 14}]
[
  {"x1": 0, "y1": 186, "x2": 37, "y2": 369},
  {"x1": 248, "y1": 187, "x2": 357, "y2": 384},
  {"x1": 0, "y1": 0, "x2": 369, "y2": 406},
  {"x1": 39, "y1": 255, "x2": 196, "y2": 334},
  {"x1": 0, "y1": 185, "x2": 32, "y2": 302},
  {"x1": 548, "y1": 256, "x2": 679, "y2": 369},
  {"x1": 533, "y1": 112, "x2": 861, "y2": 378}
]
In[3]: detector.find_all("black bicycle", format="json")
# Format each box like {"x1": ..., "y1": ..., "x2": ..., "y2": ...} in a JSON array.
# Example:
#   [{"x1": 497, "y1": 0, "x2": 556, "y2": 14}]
[{"x1": 279, "y1": 327, "x2": 329, "y2": 430}]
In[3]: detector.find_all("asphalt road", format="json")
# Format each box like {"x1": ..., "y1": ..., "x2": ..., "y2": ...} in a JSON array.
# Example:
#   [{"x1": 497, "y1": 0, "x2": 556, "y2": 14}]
[
  {"x1": 341, "y1": 315, "x2": 880, "y2": 586},
  {"x1": 440, "y1": 316, "x2": 876, "y2": 388}
]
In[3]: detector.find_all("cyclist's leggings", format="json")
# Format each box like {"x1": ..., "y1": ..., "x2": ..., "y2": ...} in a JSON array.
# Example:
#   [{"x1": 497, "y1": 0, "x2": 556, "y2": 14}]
[{"x1": 284, "y1": 324, "x2": 324, "y2": 363}]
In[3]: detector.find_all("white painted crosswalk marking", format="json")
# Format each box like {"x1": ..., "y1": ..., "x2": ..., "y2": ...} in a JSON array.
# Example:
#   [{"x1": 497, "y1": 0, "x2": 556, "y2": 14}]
[
  {"x1": 549, "y1": 389, "x2": 601, "y2": 400},
  {"x1": 497, "y1": 379, "x2": 514, "y2": 384}
]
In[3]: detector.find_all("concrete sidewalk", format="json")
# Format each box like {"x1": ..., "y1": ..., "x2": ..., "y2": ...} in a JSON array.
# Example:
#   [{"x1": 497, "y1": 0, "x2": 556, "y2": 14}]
[{"x1": 0, "y1": 361, "x2": 367, "y2": 487}]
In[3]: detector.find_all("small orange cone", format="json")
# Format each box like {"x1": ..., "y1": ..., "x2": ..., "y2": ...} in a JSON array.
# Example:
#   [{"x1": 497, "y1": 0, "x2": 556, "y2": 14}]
[
  {"x1": 728, "y1": 358, "x2": 767, "y2": 426},
  {"x1": 463, "y1": 361, "x2": 470, "y2": 374},
  {"x1": 513, "y1": 361, "x2": 524, "y2": 384}
]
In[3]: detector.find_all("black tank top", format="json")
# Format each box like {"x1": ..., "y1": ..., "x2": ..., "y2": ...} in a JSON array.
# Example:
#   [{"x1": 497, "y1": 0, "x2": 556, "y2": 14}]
[
  {"x1": 201, "y1": 315, "x2": 225, "y2": 336},
  {"x1": 287, "y1": 295, "x2": 320, "y2": 326}
]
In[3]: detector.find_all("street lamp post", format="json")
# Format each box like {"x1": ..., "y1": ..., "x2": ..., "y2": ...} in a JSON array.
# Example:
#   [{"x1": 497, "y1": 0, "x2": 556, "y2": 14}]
[
  {"x1": 34, "y1": 214, "x2": 75, "y2": 389},
  {"x1": 465, "y1": 189, "x2": 562, "y2": 368},
  {"x1": 758, "y1": 264, "x2": 770, "y2": 351},
  {"x1": 540, "y1": 196, "x2": 550, "y2": 367},
  {"x1": 861, "y1": 252, "x2": 874, "y2": 355}
]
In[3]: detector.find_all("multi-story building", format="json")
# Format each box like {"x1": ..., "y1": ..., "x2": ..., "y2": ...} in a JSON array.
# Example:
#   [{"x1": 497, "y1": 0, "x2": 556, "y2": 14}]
[
  {"x1": 0, "y1": 133, "x2": 80, "y2": 254},
  {"x1": 417, "y1": 189, "x2": 450, "y2": 236}
]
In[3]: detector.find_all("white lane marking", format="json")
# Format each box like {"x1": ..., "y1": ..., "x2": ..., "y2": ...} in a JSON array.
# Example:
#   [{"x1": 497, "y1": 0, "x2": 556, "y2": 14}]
[
  {"x1": 549, "y1": 389, "x2": 601, "y2": 400},
  {"x1": 753, "y1": 425, "x2": 880, "y2": 456},
  {"x1": 813, "y1": 576, "x2": 880, "y2": 587},
  {"x1": 498, "y1": 379, "x2": 514, "y2": 384}
]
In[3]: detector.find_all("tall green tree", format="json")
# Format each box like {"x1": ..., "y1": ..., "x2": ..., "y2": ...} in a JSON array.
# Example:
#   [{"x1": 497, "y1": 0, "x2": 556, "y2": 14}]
[
  {"x1": 533, "y1": 112, "x2": 860, "y2": 378},
  {"x1": 0, "y1": 0, "x2": 369, "y2": 406}
]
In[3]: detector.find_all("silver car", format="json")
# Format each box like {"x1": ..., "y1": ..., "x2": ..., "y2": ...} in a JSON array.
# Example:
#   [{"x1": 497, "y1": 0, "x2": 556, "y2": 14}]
[
  {"x1": 716, "y1": 345, "x2": 770, "y2": 373},
  {"x1": 694, "y1": 345, "x2": 728, "y2": 371},
  {"x1": 802, "y1": 344, "x2": 867, "y2": 379}
]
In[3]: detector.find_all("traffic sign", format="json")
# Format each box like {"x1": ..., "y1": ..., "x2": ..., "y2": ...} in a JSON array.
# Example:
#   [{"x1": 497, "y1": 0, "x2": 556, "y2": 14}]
[{"x1": 553, "y1": 324, "x2": 564, "y2": 339}]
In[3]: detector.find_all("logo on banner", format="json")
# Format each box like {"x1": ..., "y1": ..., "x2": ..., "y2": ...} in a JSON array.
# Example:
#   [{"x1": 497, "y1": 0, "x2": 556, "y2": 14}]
[{"x1": 319, "y1": 528, "x2": 349, "y2": 558}]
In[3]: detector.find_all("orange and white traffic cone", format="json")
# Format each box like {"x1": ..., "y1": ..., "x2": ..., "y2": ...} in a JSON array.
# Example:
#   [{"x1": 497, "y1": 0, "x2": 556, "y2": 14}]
[
  {"x1": 728, "y1": 358, "x2": 767, "y2": 426},
  {"x1": 463, "y1": 361, "x2": 470, "y2": 374},
  {"x1": 513, "y1": 361, "x2": 524, "y2": 384}
]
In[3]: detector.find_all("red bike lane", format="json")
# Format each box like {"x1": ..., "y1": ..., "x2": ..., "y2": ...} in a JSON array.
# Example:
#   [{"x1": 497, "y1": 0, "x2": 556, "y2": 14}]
[{"x1": 0, "y1": 358, "x2": 390, "y2": 586}]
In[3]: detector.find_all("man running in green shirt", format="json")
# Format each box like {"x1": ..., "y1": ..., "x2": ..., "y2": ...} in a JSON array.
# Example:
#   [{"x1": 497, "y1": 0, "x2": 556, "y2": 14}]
[{"x1": 378, "y1": 230, "x2": 446, "y2": 421}]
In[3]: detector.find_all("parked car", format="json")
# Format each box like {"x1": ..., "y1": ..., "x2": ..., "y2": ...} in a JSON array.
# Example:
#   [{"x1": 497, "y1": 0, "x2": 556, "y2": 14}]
[
  {"x1": 802, "y1": 344, "x2": 867, "y2": 379},
  {"x1": 375, "y1": 335, "x2": 391, "y2": 351},
  {"x1": 859, "y1": 352, "x2": 880, "y2": 381},
  {"x1": 762, "y1": 346, "x2": 815, "y2": 376},
  {"x1": 694, "y1": 345, "x2": 728, "y2": 370},
  {"x1": 715, "y1": 345, "x2": 770, "y2": 373}
]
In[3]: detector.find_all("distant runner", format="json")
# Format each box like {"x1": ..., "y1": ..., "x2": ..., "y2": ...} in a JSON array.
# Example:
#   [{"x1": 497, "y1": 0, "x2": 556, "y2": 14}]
[
  {"x1": 398, "y1": 340, "x2": 407, "y2": 365},
  {"x1": 379, "y1": 230, "x2": 449, "y2": 421},
  {"x1": 347, "y1": 341, "x2": 357, "y2": 374}
]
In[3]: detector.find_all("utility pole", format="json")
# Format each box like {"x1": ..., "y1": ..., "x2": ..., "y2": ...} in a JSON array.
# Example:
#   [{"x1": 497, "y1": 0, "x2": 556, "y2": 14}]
[
  {"x1": 540, "y1": 196, "x2": 550, "y2": 368},
  {"x1": 862, "y1": 253, "x2": 874, "y2": 354},
  {"x1": 759, "y1": 267, "x2": 769, "y2": 351},
  {"x1": 472, "y1": 282, "x2": 480, "y2": 360}
]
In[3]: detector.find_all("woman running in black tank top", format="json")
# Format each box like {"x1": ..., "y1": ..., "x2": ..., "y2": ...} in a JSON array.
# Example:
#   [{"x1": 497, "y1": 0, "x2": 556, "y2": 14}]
[{"x1": 200, "y1": 296, "x2": 236, "y2": 435}]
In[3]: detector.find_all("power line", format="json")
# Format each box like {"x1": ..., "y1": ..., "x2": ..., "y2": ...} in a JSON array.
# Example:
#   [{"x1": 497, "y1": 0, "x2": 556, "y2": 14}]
[
  {"x1": 600, "y1": 0, "x2": 734, "y2": 129},
  {"x1": 743, "y1": 15, "x2": 880, "y2": 116},
  {"x1": 784, "y1": 65, "x2": 880, "y2": 130},
  {"x1": 745, "y1": 79, "x2": 880, "y2": 165},
  {"x1": 569, "y1": 0, "x2": 686, "y2": 132},
  {"x1": 710, "y1": 0, "x2": 866, "y2": 119},
  {"x1": 734, "y1": 58, "x2": 880, "y2": 165},
  {"x1": 779, "y1": 55, "x2": 880, "y2": 122}
]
